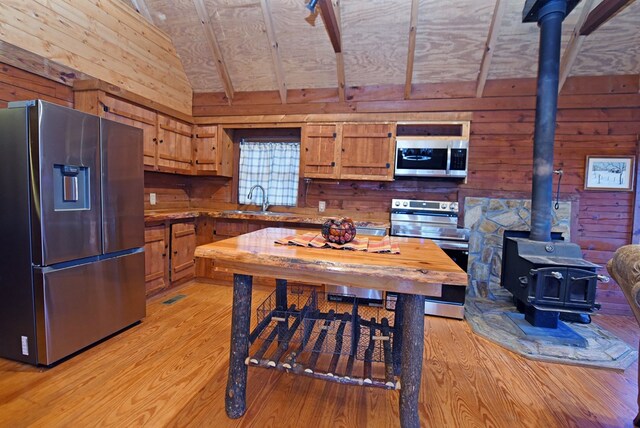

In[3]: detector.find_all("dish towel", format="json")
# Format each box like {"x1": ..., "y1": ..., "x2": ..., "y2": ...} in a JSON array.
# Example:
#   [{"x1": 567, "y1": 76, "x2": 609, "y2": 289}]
[{"x1": 275, "y1": 233, "x2": 399, "y2": 254}]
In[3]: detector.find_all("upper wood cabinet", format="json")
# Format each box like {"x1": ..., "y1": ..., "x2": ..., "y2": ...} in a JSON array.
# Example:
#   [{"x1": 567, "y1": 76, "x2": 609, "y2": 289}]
[
  {"x1": 301, "y1": 122, "x2": 395, "y2": 181},
  {"x1": 97, "y1": 93, "x2": 158, "y2": 169},
  {"x1": 193, "y1": 125, "x2": 233, "y2": 177},
  {"x1": 157, "y1": 113, "x2": 193, "y2": 174},
  {"x1": 301, "y1": 123, "x2": 341, "y2": 179},
  {"x1": 340, "y1": 123, "x2": 395, "y2": 181},
  {"x1": 74, "y1": 89, "x2": 233, "y2": 177}
]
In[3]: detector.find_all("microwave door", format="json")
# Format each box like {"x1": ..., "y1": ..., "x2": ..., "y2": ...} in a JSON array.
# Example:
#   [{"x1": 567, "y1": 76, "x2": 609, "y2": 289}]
[{"x1": 396, "y1": 147, "x2": 448, "y2": 176}]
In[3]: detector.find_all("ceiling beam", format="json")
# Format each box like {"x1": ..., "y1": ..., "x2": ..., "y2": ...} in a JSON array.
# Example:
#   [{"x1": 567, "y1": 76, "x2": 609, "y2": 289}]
[
  {"x1": 129, "y1": 0, "x2": 154, "y2": 25},
  {"x1": 580, "y1": 0, "x2": 635, "y2": 35},
  {"x1": 404, "y1": 0, "x2": 419, "y2": 99},
  {"x1": 318, "y1": 0, "x2": 342, "y2": 53},
  {"x1": 558, "y1": 0, "x2": 595, "y2": 92},
  {"x1": 321, "y1": 0, "x2": 345, "y2": 102},
  {"x1": 192, "y1": 0, "x2": 234, "y2": 104},
  {"x1": 260, "y1": 0, "x2": 287, "y2": 104},
  {"x1": 475, "y1": 0, "x2": 507, "y2": 98}
]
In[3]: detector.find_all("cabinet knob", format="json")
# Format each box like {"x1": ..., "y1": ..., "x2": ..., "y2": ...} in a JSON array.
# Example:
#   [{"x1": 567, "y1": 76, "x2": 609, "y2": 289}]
[
  {"x1": 173, "y1": 250, "x2": 178, "y2": 255},
  {"x1": 153, "y1": 138, "x2": 157, "y2": 143},
  {"x1": 331, "y1": 161, "x2": 335, "y2": 167}
]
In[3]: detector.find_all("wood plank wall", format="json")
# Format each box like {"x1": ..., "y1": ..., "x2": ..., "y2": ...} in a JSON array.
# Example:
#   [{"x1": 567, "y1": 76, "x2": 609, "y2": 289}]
[
  {"x1": 0, "y1": 62, "x2": 73, "y2": 107},
  {"x1": 193, "y1": 75, "x2": 640, "y2": 316},
  {"x1": 144, "y1": 171, "x2": 191, "y2": 211}
]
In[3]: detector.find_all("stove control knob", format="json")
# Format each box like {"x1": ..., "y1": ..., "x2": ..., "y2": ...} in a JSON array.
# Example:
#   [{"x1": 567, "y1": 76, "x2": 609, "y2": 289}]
[
  {"x1": 402, "y1": 201, "x2": 408, "y2": 207},
  {"x1": 440, "y1": 202, "x2": 447, "y2": 210},
  {"x1": 451, "y1": 202, "x2": 458, "y2": 211},
  {"x1": 394, "y1": 201, "x2": 400, "y2": 206}
]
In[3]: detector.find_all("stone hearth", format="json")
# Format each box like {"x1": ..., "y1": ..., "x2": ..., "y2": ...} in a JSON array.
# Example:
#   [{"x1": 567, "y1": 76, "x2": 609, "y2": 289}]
[{"x1": 463, "y1": 197, "x2": 571, "y2": 297}]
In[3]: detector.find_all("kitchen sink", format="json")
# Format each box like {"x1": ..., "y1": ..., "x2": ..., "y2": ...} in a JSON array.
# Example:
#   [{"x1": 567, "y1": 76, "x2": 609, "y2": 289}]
[{"x1": 221, "y1": 210, "x2": 294, "y2": 217}]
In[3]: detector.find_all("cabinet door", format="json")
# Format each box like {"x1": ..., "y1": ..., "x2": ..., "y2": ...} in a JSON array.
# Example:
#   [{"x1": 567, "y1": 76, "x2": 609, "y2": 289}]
[
  {"x1": 144, "y1": 225, "x2": 168, "y2": 296},
  {"x1": 302, "y1": 123, "x2": 340, "y2": 179},
  {"x1": 171, "y1": 222, "x2": 196, "y2": 283},
  {"x1": 157, "y1": 114, "x2": 193, "y2": 174},
  {"x1": 340, "y1": 123, "x2": 395, "y2": 181},
  {"x1": 194, "y1": 124, "x2": 233, "y2": 177},
  {"x1": 100, "y1": 94, "x2": 158, "y2": 169}
]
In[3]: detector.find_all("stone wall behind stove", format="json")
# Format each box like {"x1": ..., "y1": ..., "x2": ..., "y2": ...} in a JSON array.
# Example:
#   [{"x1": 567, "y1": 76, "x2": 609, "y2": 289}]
[{"x1": 463, "y1": 197, "x2": 572, "y2": 298}]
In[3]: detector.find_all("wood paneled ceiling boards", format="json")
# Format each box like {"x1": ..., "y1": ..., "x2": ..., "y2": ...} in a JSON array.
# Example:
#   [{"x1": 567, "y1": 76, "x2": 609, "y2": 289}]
[
  {"x1": 0, "y1": 0, "x2": 192, "y2": 115},
  {"x1": 0, "y1": 0, "x2": 638, "y2": 111}
]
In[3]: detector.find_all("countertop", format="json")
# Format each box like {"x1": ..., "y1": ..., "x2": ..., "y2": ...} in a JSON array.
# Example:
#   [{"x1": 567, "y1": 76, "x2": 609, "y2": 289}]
[
  {"x1": 195, "y1": 227, "x2": 466, "y2": 295},
  {"x1": 144, "y1": 209, "x2": 390, "y2": 229}
]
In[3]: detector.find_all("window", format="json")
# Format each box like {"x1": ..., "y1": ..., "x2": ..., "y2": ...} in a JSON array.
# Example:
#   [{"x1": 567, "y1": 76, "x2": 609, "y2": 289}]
[{"x1": 238, "y1": 141, "x2": 300, "y2": 207}]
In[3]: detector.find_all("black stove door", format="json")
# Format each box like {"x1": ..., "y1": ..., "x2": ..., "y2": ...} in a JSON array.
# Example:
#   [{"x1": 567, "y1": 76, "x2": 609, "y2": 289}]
[
  {"x1": 565, "y1": 268, "x2": 598, "y2": 309},
  {"x1": 532, "y1": 267, "x2": 568, "y2": 307}
]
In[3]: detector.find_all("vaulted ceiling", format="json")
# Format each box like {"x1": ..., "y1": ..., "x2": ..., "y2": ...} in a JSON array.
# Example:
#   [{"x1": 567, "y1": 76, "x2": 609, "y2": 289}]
[{"x1": 124, "y1": 0, "x2": 640, "y2": 100}]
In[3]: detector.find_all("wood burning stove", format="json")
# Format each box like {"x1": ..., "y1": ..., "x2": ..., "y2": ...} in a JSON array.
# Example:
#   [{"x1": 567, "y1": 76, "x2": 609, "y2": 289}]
[
  {"x1": 501, "y1": 235, "x2": 607, "y2": 328},
  {"x1": 499, "y1": 0, "x2": 611, "y2": 328}
]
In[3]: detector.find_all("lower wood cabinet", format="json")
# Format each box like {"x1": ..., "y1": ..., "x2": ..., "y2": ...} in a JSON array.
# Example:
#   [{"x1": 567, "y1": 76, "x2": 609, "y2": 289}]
[
  {"x1": 144, "y1": 220, "x2": 196, "y2": 297},
  {"x1": 144, "y1": 224, "x2": 169, "y2": 296},
  {"x1": 170, "y1": 222, "x2": 196, "y2": 283}
]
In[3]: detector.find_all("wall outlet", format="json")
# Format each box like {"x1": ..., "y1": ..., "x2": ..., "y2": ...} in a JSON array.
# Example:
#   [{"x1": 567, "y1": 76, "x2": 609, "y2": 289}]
[
  {"x1": 150, "y1": 192, "x2": 157, "y2": 205},
  {"x1": 318, "y1": 201, "x2": 326, "y2": 212}
]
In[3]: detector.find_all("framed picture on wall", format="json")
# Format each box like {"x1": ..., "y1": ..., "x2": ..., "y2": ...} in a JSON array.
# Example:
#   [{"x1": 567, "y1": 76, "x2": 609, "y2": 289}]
[{"x1": 584, "y1": 156, "x2": 635, "y2": 191}]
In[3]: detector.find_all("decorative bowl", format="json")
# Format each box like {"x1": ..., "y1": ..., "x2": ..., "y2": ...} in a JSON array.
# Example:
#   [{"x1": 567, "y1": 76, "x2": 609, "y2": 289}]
[{"x1": 321, "y1": 217, "x2": 357, "y2": 244}]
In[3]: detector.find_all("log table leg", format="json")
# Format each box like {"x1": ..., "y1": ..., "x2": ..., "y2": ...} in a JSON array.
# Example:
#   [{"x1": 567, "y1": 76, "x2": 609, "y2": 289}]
[
  {"x1": 275, "y1": 279, "x2": 288, "y2": 344},
  {"x1": 392, "y1": 293, "x2": 405, "y2": 376},
  {"x1": 226, "y1": 273, "x2": 253, "y2": 419},
  {"x1": 399, "y1": 293, "x2": 425, "y2": 428}
]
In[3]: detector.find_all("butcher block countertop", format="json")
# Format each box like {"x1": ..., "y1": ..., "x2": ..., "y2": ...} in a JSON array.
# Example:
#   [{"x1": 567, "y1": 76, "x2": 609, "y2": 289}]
[
  {"x1": 194, "y1": 227, "x2": 466, "y2": 296},
  {"x1": 144, "y1": 209, "x2": 389, "y2": 229}
]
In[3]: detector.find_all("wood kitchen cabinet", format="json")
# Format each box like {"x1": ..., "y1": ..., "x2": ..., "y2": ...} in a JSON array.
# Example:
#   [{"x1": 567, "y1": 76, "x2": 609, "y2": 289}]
[
  {"x1": 193, "y1": 125, "x2": 233, "y2": 177},
  {"x1": 157, "y1": 114, "x2": 193, "y2": 174},
  {"x1": 301, "y1": 122, "x2": 395, "y2": 181},
  {"x1": 340, "y1": 123, "x2": 395, "y2": 181},
  {"x1": 301, "y1": 123, "x2": 341, "y2": 179},
  {"x1": 170, "y1": 222, "x2": 196, "y2": 283},
  {"x1": 93, "y1": 93, "x2": 158, "y2": 169},
  {"x1": 74, "y1": 86, "x2": 234, "y2": 177},
  {"x1": 144, "y1": 221, "x2": 196, "y2": 297},
  {"x1": 144, "y1": 224, "x2": 169, "y2": 296}
]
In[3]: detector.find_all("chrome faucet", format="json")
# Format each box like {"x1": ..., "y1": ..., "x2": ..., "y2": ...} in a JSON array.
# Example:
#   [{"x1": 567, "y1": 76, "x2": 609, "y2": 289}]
[{"x1": 247, "y1": 184, "x2": 269, "y2": 212}]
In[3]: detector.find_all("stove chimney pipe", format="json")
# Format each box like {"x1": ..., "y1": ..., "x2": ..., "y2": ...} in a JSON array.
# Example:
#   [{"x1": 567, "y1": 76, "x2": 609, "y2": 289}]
[{"x1": 527, "y1": 0, "x2": 569, "y2": 242}]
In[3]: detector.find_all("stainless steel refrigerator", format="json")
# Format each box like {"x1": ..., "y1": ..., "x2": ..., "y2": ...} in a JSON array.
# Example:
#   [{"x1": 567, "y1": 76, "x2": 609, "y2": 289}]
[{"x1": 0, "y1": 100, "x2": 145, "y2": 365}]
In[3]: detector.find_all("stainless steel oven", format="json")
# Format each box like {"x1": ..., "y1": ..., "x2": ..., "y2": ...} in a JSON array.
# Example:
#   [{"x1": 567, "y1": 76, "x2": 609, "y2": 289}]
[
  {"x1": 388, "y1": 198, "x2": 469, "y2": 319},
  {"x1": 394, "y1": 138, "x2": 468, "y2": 178}
]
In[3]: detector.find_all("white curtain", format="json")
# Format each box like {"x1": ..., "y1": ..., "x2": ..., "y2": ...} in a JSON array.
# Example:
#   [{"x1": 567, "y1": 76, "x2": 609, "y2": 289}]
[{"x1": 238, "y1": 141, "x2": 300, "y2": 207}]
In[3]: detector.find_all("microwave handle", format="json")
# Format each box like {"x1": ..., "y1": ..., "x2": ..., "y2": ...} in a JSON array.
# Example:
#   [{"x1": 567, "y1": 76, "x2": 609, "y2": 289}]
[{"x1": 446, "y1": 143, "x2": 452, "y2": 174}]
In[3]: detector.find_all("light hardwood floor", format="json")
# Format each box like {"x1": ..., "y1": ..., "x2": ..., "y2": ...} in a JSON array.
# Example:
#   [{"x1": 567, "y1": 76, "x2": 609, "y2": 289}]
[{"x1": 0, "y1": 280, "x2": 637, "y2": 427}]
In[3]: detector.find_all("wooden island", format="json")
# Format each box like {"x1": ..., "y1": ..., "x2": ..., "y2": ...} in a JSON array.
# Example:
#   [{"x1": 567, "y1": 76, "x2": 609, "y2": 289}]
[{"x1": 195, "y1": 227, "x2": 467, "y2": 427}]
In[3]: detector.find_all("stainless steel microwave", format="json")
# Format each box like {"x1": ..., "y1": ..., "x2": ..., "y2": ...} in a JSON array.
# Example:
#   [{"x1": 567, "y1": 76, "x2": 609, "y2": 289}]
[{"x1": 394, "y1": 138, "x2": 468, "y2": 178}]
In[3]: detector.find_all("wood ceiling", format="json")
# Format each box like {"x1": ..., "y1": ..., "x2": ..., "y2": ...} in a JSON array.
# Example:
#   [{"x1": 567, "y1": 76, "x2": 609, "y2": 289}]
[{"x1": 123, "y1": 0, "x2": 639, "y2": 102}]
